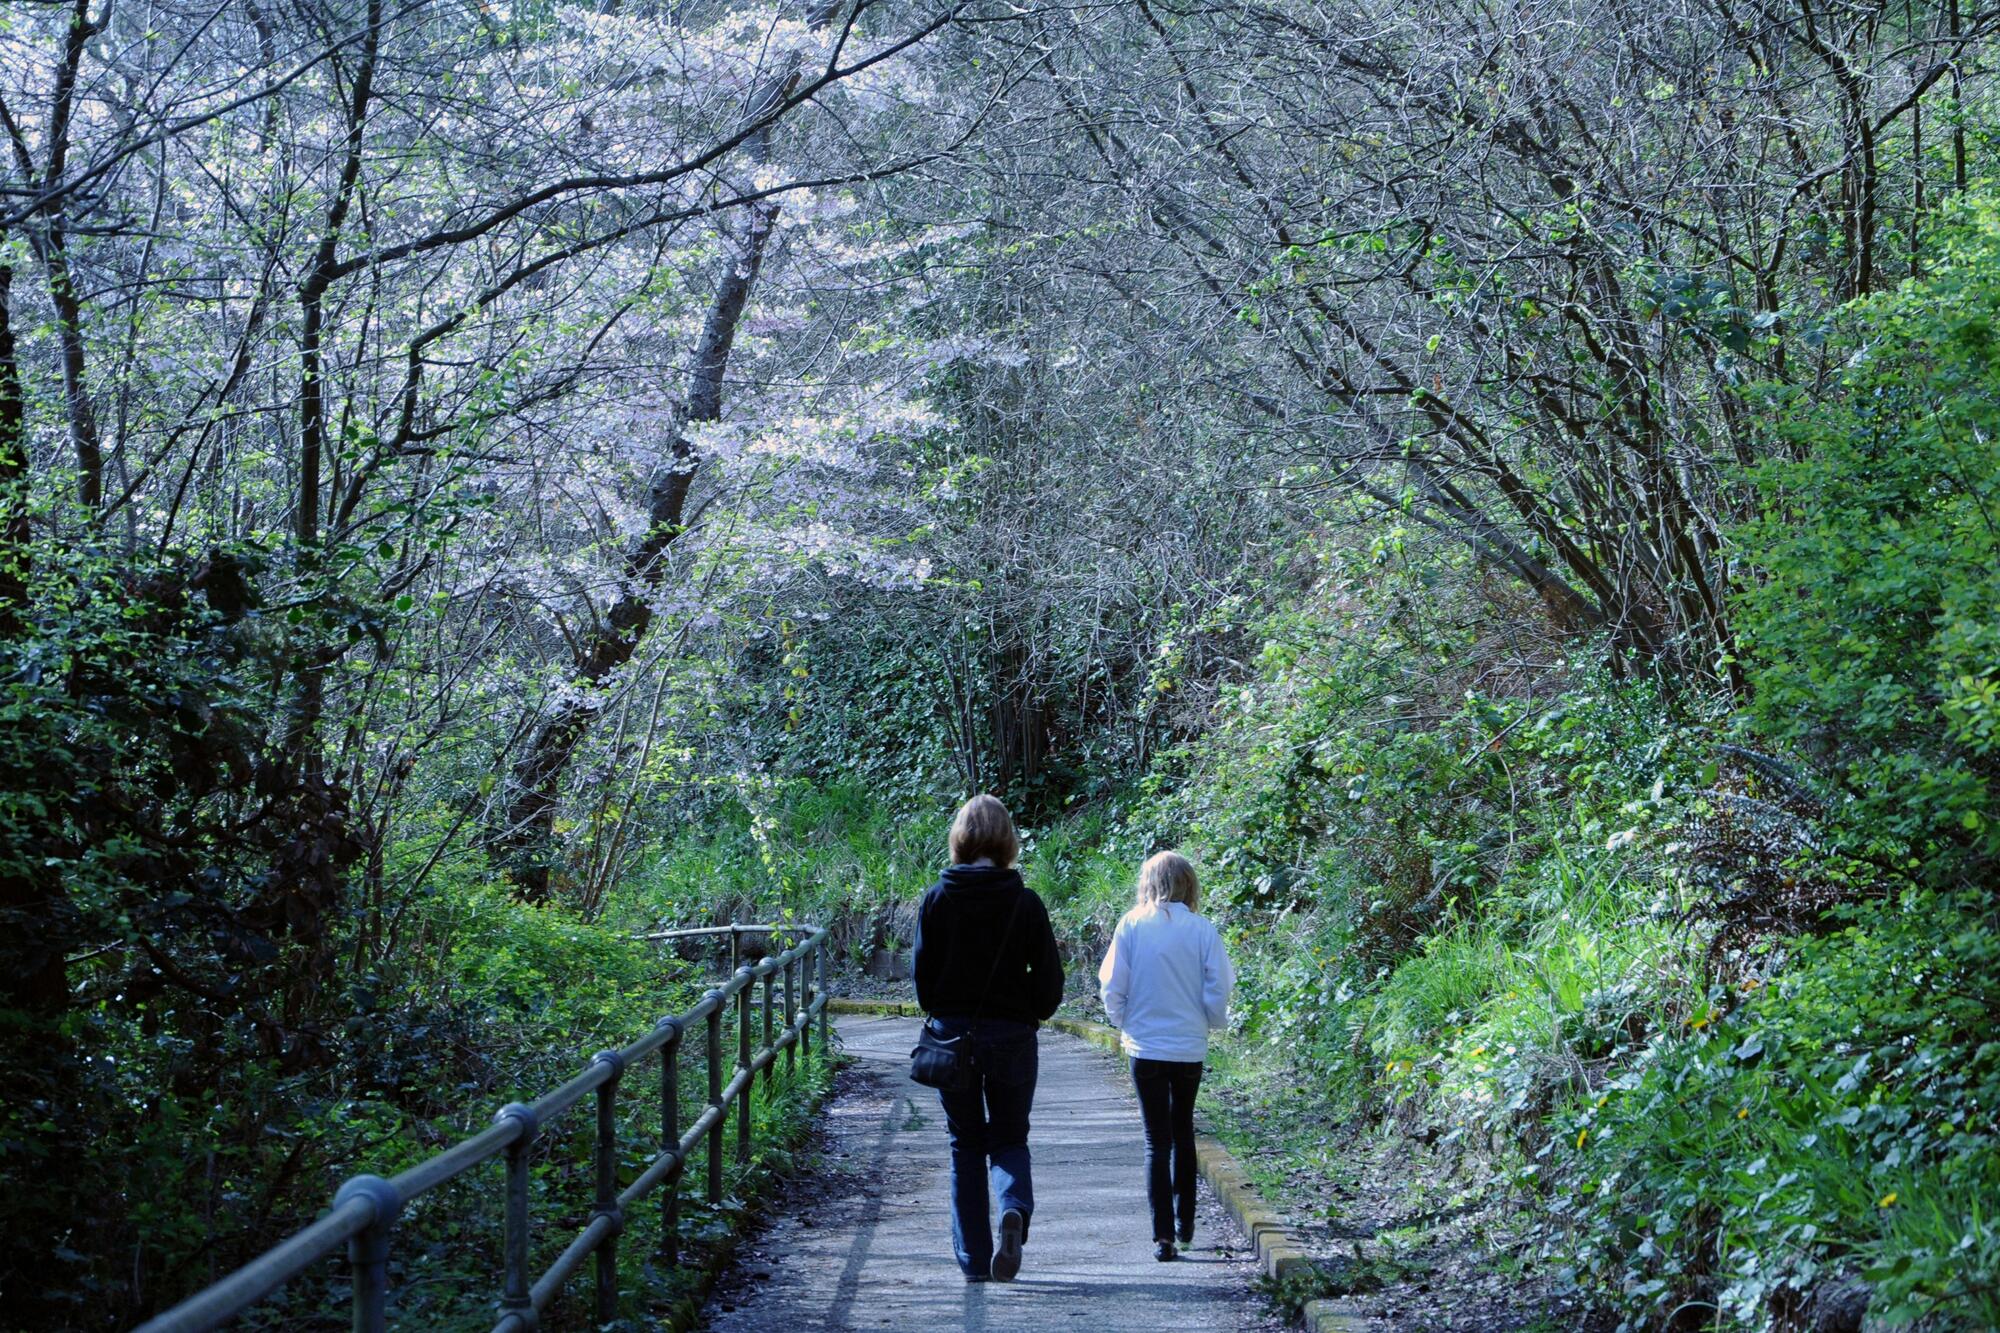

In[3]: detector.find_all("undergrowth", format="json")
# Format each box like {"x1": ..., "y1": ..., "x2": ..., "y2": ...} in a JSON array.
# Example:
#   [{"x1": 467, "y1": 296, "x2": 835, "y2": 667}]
[{"x1": 21, "y1": 848, "x2": 844, "y2": 1328}]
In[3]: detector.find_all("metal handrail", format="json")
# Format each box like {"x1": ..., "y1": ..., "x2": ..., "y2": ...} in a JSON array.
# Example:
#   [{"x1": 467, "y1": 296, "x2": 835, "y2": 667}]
[
  {"x1": 135, "y1": 923, "x2": 833, "y2": 1333},
  {"x1": 639, "y1": 920, "x2": 807, "y2": 977},
  {"x1": 640, "y1": 924, "x2": 805, "y2": 939}
]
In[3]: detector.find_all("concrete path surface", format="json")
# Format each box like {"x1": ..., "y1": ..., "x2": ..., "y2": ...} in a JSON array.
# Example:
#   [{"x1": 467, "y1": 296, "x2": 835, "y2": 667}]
[{"x1": 701, "y1": 1014, "x2": 1284, "y2": 1332}]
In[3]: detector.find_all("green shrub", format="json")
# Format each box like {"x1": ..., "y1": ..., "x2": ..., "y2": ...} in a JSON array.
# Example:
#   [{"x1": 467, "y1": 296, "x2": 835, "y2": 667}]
[
  {"x1": 627, "y1": 779, "x2": 953, "y2": 930},
  {"x1": 1549, "y1": 891, "x2": 2000, "y2": 1328},
  {"x1": 1739, "y1": 192, "x2": 2000, "y2": 890}
]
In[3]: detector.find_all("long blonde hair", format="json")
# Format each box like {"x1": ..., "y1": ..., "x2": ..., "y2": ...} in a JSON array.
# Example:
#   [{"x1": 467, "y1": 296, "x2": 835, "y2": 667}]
[{"x1": 1136, "y1": 850, "x2": 1198, "y2": 912}]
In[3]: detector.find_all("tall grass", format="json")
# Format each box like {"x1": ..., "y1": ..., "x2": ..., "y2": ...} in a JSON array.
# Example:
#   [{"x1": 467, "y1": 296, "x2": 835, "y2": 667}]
[{"x1": 618, "y1": 780, "x2": 950, "y2": 929}]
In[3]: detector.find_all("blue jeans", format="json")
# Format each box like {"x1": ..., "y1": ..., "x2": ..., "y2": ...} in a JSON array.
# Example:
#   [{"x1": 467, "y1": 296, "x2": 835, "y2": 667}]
[{"x1": 929, "y1": 1017, "x2": 1038, "y2": 1277}]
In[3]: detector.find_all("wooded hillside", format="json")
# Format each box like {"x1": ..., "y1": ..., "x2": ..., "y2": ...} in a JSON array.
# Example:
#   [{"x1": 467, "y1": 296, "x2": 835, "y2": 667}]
[{"x1": 1, "y1": 0, "x2": 1995, "y2": 1324}]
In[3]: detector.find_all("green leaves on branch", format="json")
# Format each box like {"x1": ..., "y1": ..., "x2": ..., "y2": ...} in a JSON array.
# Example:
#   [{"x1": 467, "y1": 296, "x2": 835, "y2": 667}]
[{"x1": 1737, "y1": 191, "x2": 2000, "y2": 890}]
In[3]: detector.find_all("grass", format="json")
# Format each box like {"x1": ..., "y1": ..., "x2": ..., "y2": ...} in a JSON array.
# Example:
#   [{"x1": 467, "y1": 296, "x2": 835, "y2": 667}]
[{"x1": 619, "y1": 780, "x2": 949, "y2": 931}]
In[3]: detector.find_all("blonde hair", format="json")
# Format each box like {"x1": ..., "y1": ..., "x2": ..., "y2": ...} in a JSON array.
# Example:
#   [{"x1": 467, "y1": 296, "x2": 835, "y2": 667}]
[
  {"x1": 948, "y1": 794, "x2": 1020, "y2": 867},
  {"x1": 1136, "y1": 850, "x2": 1198, "y2": 911}
]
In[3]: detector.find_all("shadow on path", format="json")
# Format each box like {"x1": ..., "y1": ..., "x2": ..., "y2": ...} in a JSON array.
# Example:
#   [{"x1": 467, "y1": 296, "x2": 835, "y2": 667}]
[{"x1": 824, "y1": 1090, "x2": 908, "y2": 1329}]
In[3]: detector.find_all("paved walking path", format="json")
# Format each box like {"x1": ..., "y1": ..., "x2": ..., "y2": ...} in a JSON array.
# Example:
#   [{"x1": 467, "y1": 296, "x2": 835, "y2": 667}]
[{"x1": 702, "y1": 1014, "x2": 1284, "y2": 1332}]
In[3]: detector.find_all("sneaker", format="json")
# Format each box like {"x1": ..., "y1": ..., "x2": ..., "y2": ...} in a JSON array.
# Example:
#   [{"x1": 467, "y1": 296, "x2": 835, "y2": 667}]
[
  {"x1": 965, "y1": 1272, "x2": 991, "y2": 1284},
  {"x1": 1154, "y1": 1239, "x2": 1177, "y2": 1262},
  {"x1": 993, "y1": 1208, "x2": 1026, "y2": 1281},
  {"x1": 1177, "y1": 1221, "x2": 1194, "y2": 1246}
]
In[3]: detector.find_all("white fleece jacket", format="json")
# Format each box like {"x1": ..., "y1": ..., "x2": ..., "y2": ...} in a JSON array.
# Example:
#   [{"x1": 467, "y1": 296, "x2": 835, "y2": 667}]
[{"x1": 1097, "y1": 901, "x2": 1235, "y2": 1062}]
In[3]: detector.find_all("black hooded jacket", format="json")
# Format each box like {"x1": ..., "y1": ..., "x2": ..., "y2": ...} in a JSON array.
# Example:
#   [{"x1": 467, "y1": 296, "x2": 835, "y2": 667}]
[{"x1": 912, "y1": 863, "x2": 1064, "y2": 1026}]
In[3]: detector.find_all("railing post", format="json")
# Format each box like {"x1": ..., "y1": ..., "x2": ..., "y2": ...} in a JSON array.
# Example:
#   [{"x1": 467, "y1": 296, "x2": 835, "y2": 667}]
[
  {"x1": 816, "y1": 933, "x2": 830, "y2": 1053},
  {"x1": 761, "y1": 968, "x2": 775, "y2": 1090},
  {"x1": 729, "y1": 924, "x2": 741, "y2": 977},
  {"x1": 493, "y1": 1103, "x2": 538, "y2": 1327},
  {"x1": 784, "y1": 954, "x2": 797, "y2": 1076},
  {"x1": 657, "y1": 1018, "x2": 681, "y2": 1267},
  {"x1": 591, "y1": 1051, "x2": 625, "y2": 1325},
  {"x1": 736, "y1": 964, "x2": 753, "y2": 1164},
  {"x1": 705, "y1": 991, "x2": 724, "y2": 1205},
  {"x1": 333, "y1": 1175, "x2": 401, "y2": 1333},
  {"x1": 800, "y1": 940, "x2": 813, "y2": 1064}
]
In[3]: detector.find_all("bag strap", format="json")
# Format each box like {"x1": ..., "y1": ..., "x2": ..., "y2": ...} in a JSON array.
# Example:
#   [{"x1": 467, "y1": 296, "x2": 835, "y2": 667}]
[{"x1": 968, "y1": 887, "x2": 1027, "y2": 1025}]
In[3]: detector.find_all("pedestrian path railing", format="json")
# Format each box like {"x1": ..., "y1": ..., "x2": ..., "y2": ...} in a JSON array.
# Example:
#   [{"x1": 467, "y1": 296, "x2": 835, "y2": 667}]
[{"x1": 135, "y1": 922, "x2": 831, "y2": 1333}]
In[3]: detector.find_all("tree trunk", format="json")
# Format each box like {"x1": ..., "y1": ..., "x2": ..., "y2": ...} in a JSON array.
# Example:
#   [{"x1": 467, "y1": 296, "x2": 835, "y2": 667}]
[
  {"x1": 286, "y1": 0, "x2": 382, "y2": 781},
  {"x1": 44, "y1": 233, "x2": 103, "y2": 508},
  {"x1": 493, "y1": 198, "x2": 781, "y2": 900},
  {"x1": 485, "y1": 2, "x2": 877, "y2": 897},
  {"x1": 33, "y1": 0, "x2": 107, "y2": 509}
]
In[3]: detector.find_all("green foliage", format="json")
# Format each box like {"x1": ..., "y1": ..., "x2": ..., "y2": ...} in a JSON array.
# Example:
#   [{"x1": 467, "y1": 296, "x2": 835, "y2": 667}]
[
  {"x1": 0, "y1": 560, "x2": 769, "y2": 1324},
  {"x1": 1100, "y1": 383, "x2": 2000, "y2": 1326},
  {"x1": 629, "y1": 779, "x2": 948, "y2": 929},
  {"x1": 767, "y1": 620, "x2": 962, "y2": 798},
  {"x1": 0, "y1": 535, "x2": 318, "y2": 1000},
  {"x1": 1019, "y1": 797, "x2": 1158, "y2": 936},
  {"x1": 1146, "y1": 533, "x2": 1699, "y2": 1097},
  {"x1": 1549, "y1": 891, "x2": 2000, "y2": 1328},
  {"x1": 0, "y1": 838, "x2": 713, "y2": 1318},
  {"x1": 1739, "y1": 193, "x2": 2000, "y2": 888},
  {"x1": 441, "y1": 879, "x2": 681, "y2": 1064},
  {"x1": 0, "y1": 531, "x2": 369, "y2": 1318}
]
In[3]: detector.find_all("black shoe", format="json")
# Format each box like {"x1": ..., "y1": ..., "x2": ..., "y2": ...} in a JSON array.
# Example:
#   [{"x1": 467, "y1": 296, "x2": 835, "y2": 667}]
[
  {"x1": 1154, "y1": 1240, "x2": 1177, "y2": 1262},
  {"x1": 993, "y1": 1208, "x2": 1026, "y2": 1282},
  {"x1": 965, "y1": 1272, "x2": 990, "y2": 1284},
  {"x1": 1177, "y1": 1221, "x2": 1194, "y2": 1246}
]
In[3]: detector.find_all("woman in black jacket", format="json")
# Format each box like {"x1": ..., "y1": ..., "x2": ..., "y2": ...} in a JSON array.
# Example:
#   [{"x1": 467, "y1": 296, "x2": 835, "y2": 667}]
[{"x1": 912, "y1": 794, "x2": 1064, "y2": 1283}]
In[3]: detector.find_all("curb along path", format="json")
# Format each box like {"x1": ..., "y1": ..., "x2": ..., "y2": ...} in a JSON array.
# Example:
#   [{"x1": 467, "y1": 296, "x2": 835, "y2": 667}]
[{"x1": 700, "y1": 1013, "x2": 1290, "y2": 1332}]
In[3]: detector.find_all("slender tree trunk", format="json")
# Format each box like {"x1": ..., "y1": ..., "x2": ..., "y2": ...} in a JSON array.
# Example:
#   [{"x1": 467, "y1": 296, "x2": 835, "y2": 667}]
[
  {"x1": 287, "y1": 0, "x2": 381, "y2": 778},
  {"x1": 1948, "y1": 0, "x2": 1968, "y2": 190},
  {"x1": 44, "y1": 233, "x2": 103, "y2": 508},
  {"x1": 493, "y1": 188, "x2": 783, "y2": 900},
  {"x1": 31, "y1": 0, "x2": 107, "y2": 508},
  {"x1": 1910, "y1": 84, "x2": 1924, "y2": 277}
]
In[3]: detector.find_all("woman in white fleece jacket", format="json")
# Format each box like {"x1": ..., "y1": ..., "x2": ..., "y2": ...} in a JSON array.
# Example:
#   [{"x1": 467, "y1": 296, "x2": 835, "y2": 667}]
[{"x1": 1097, "y1": 851, "x2": 1235, "y2": 1261}]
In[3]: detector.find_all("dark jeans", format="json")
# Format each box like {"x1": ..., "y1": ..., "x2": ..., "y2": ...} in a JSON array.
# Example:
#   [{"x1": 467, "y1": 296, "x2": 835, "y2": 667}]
[
  {"x1": 1132, "y1": 1057, "x2": 1203, "y2": 1241},
  {"x1": 929, "y1": 1017, "x2": 1038, "y2": 1277}
]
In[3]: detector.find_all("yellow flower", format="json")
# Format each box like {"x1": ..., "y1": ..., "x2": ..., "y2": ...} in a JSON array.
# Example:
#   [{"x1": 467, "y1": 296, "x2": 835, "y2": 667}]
[
  {"x1": 1576, "y1": 1128, "x2": 1588, "y2": 1148},
  {"x1": 1879, "y1": 1192, "x2": 1898, "y2": 1208},
  {"x1": 1737, "y1": 1106, "x2": 1749, "y2": 1119}
]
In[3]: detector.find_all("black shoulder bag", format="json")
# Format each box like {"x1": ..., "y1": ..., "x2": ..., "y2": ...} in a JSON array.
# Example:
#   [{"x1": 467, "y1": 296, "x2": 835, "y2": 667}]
[{"x1": 910, "y1": 890, "x2": 1025, "y2": 1092}]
